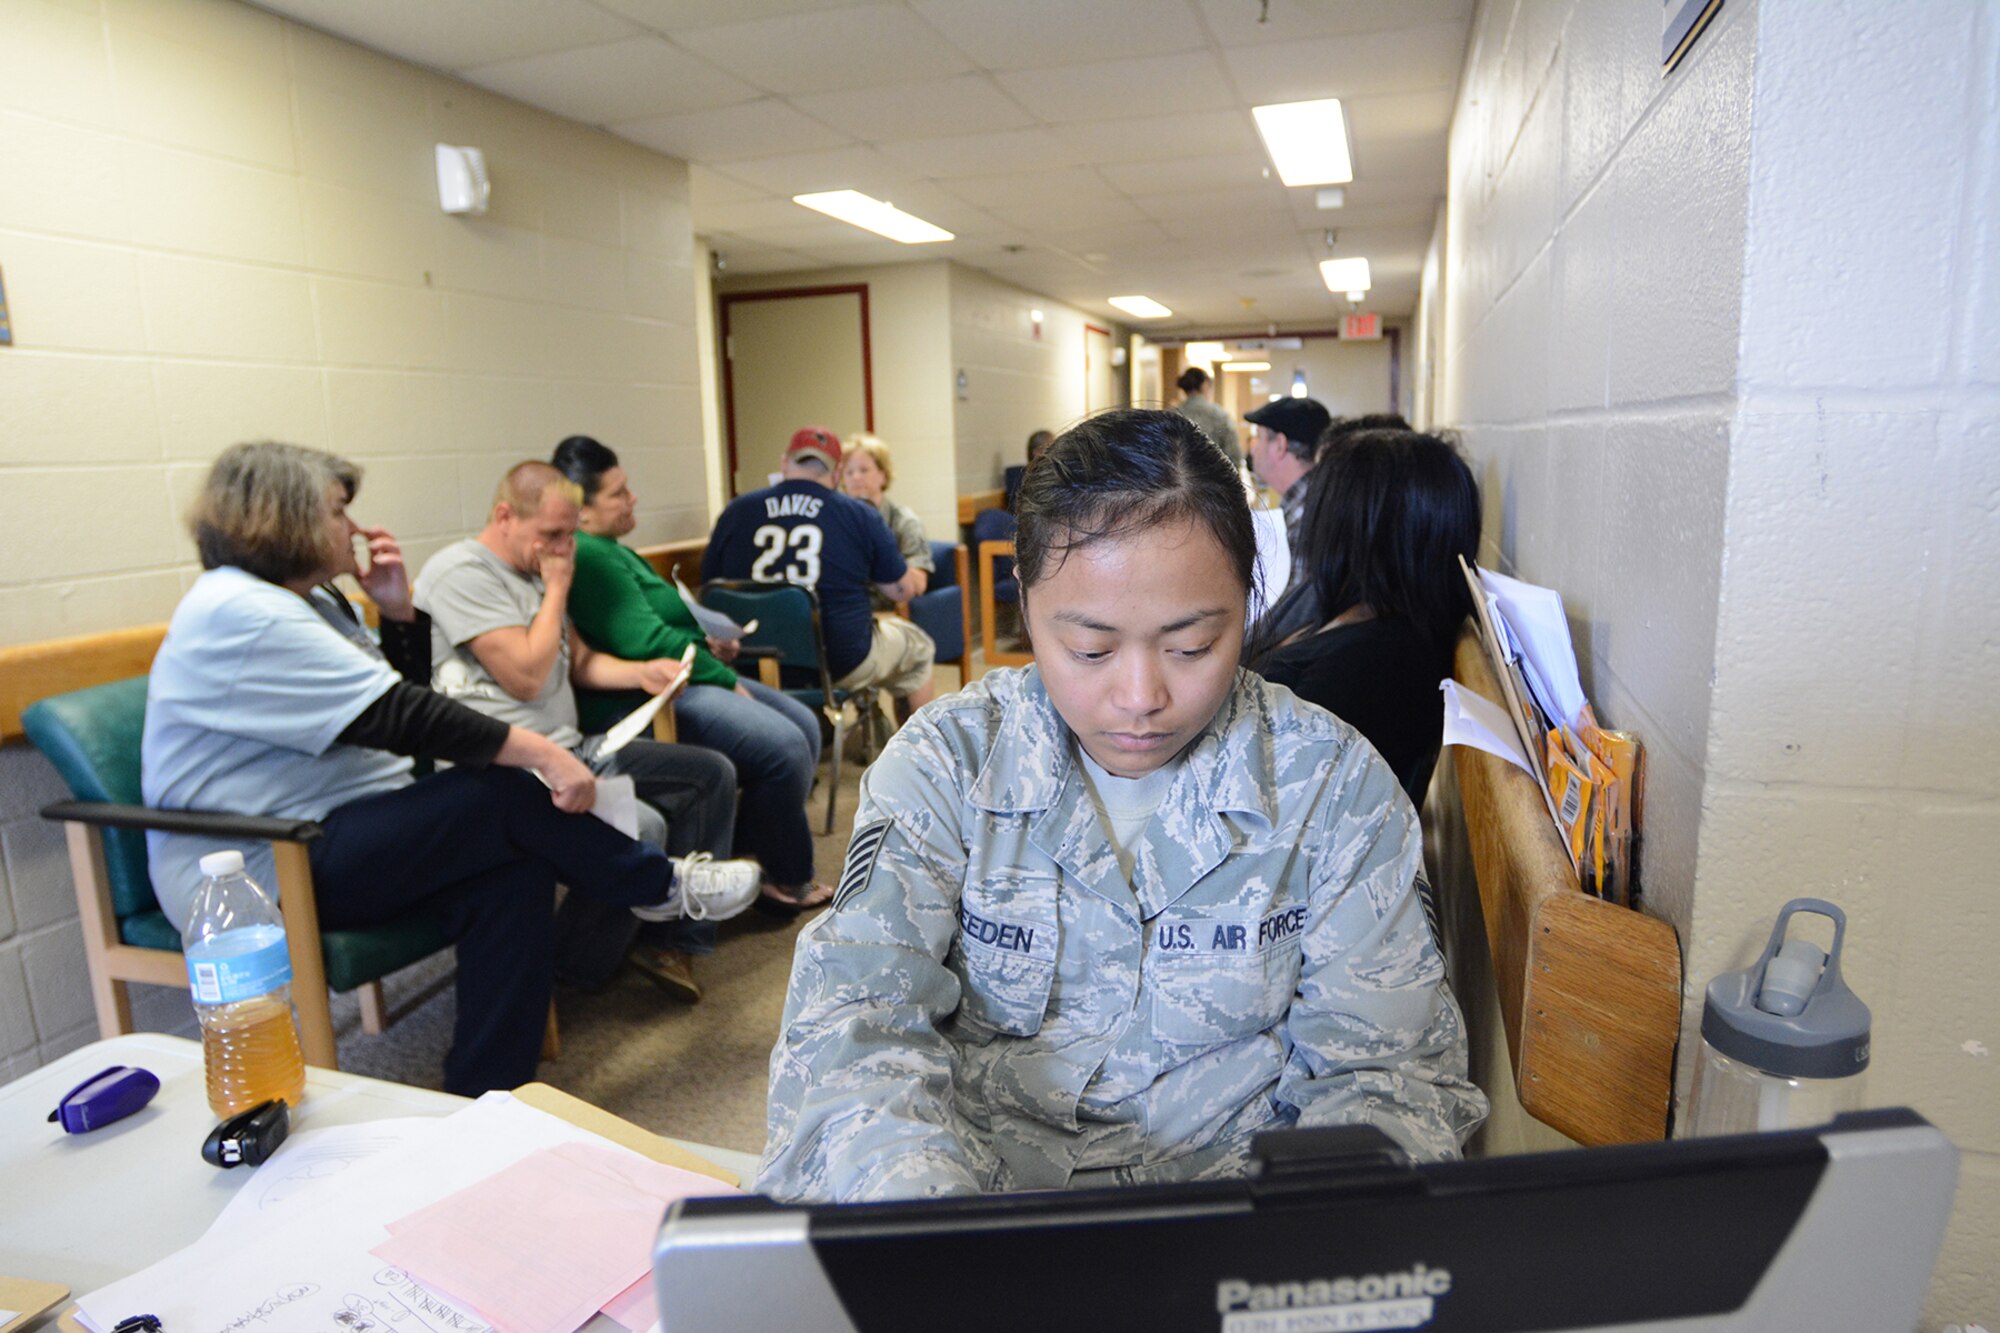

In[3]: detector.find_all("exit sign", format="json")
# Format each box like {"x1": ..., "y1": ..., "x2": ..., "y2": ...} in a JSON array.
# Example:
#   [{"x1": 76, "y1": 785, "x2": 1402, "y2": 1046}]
[{"x1": 1341, "y1": 312, "x2": 1380, "y2": 341}]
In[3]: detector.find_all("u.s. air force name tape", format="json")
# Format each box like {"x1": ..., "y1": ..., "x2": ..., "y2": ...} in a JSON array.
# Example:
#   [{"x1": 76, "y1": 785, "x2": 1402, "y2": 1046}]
[{"x1": 833, "y1": 819, "x2": 891, "y2": 909}]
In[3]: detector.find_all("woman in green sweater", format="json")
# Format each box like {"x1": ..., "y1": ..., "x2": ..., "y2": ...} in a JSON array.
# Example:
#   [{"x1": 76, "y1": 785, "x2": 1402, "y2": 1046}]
[{"x1": 555, "y1": 436, "x2": 831, "y2": 918}]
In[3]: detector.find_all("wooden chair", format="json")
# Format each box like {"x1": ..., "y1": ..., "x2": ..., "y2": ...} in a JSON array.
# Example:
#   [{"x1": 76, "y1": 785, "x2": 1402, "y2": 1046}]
[
  {"x1": 21, "y1": 676, "x2": 560, "y2": 1070},
  {"x1": 903, "y1": 540, "x2": 973, "y2": 684}
]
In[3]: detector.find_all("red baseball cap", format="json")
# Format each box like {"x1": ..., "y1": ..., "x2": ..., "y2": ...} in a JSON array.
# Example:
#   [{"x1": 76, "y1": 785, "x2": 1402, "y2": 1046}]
[{"x1": 785, "y1": 426, "x2": 843, "y2": 471}]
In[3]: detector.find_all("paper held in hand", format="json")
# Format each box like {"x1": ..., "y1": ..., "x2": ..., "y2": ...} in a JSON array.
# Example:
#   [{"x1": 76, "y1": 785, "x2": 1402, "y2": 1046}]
[
  {"x1": 673, "y1": 572, "x2": 755, "y2": 641},
  {"x1": 599, "y1": 642, "x2": 699, "y2": 757}
]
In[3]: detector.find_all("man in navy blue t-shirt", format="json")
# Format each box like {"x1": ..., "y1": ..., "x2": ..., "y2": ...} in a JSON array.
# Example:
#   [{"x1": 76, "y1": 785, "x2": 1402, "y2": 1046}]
[{"x1": 704, "y1": 427, "x2": 937, "y2": 710}]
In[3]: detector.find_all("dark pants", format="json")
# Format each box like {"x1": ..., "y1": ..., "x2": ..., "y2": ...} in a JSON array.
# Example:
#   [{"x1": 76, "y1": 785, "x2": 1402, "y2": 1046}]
[
  {"x1": 552, "y1": 738, "x2": 739, "y2": 988},
  {"x1": 673, "y1": 680, "x2": 820, "y2": 888},
  {"x1": 309, "y1": 766, "x2": 672, "y2": 1097}
]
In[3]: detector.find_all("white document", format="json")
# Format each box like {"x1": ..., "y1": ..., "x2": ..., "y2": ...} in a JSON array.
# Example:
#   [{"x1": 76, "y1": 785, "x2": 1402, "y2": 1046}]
[
  {"x1": 1248, "y1": 505, "x2": 1291, "y2": 623},
  {"x1": 1477, "y1": 567, "x2": 1587, "y2": 730},
  {"x1": 592, "y1": 774, "x2": 640, "y2": 839},
  {"x1": 75, "y1": 1094, "x2": 668, "y2": 1333},
  {"x1": 207, "y1": 1118, "x2": 446, "y2": 1236},
  {"x1": 1440, "y1": 679, "x2": 1535, "y2": 774},
  {"x1": 672, "y1": 572, "x2": 748, "y2": 640}
]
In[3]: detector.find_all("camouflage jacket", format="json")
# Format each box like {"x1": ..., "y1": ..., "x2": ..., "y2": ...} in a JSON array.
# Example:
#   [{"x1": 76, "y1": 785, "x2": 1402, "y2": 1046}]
[{"x1": 756, "y1": 667, "x2": 1487, "y2": 1202}]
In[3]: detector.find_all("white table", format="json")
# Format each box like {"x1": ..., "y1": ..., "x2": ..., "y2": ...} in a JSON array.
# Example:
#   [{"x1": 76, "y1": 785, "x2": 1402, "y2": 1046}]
[{"x1": 0, "y1": 1034, "x2": 760, "y2": 1315}]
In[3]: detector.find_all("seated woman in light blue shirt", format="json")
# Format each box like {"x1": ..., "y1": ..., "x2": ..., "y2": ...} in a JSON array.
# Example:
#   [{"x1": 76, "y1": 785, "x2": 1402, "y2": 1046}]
[{"x1": 143, "y1": 441, "x2": 700, "y2": 1096}]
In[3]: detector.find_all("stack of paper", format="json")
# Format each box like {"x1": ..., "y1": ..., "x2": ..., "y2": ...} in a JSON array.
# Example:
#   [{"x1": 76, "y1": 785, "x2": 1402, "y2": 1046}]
[
  {"x1": 1441, "y1": 558, "x2": 1642, "y2": 905},
  {"x1": 75, "y1": 1093, "x2": 738, "y2": 1333}
]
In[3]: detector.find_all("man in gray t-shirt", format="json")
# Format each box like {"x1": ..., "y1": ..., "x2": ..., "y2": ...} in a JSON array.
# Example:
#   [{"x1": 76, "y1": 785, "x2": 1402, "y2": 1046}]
[{"x1": 414, "y1": 461, "x2": 758, "y2": 993}]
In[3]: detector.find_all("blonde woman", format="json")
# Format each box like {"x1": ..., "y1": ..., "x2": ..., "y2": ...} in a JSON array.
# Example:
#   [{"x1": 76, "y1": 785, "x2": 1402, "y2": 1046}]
[{"x1": 840, "y1": 434, "x2": 934, "y2": 606}]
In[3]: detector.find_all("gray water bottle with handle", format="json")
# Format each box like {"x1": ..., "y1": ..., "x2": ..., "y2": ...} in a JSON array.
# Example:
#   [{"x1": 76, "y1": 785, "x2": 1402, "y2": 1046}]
[
  {"x1": 182, "y1": 849, "x2": 307, "y2": 1118},
  {"x1": 1687, "y1": 897, "x2": 1870, "y2": 1136}
]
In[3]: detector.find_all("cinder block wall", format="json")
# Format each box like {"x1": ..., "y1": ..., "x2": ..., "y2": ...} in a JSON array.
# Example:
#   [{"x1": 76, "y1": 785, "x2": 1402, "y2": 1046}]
[
  {"x1": 0, "y1": 0, "x2": 704, "y2": 1076},
  {"x1": 1427, "y1": 0, "x2": 1999, "y2": 1322}
]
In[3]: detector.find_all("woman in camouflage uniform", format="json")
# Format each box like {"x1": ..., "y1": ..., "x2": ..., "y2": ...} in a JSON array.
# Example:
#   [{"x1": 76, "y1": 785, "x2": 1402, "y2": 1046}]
[{"x1": 758, "y1": 409, "x2": 1486, "y2": 1202}]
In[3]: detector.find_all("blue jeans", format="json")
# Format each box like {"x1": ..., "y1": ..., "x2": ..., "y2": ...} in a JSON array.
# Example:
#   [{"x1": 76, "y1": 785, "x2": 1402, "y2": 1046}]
[{"x1": 673, "y1": 679, "x2": 821, "y2": 889}]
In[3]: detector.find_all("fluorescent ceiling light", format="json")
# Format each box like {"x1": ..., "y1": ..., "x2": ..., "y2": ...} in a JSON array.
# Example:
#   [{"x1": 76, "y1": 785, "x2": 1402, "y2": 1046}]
[
  {"x1": 1220, "y1": 361, "x2": 1271, "y2": 372},
  {"x1": 792, "y1": 190, "x2": 953, "y2": 243},
  {"x1": 1108, "y1": 295, "x2": 1172, "y2": 319},
  {"x1": 1319, "y1": 257, "x2": 1372, "y2": 293},
  {"x1": 1252, "y1": 98, "x2": 1353, "y2": 187},
  {"x1": 1184, "y1": 341, "x2": 1229, "y2": 366},
  {"x1": 1346, "y1": 291, "x2": 1366, "y2": 302}
]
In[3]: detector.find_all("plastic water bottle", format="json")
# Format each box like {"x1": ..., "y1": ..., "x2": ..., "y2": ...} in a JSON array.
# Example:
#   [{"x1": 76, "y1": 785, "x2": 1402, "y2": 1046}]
[
  {"x1": 1687, "y1": 898, "x2": 1870, "y2": 1136},
  {"x1": 182, "y1": 849, "x2": 306, "y2": 1117}
]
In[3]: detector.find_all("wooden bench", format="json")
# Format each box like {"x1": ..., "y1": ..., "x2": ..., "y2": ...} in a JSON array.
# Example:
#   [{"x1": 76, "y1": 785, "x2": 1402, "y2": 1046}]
[{"x1": 1449, "y1": 632, "x2": 1682, "y2": 1145}]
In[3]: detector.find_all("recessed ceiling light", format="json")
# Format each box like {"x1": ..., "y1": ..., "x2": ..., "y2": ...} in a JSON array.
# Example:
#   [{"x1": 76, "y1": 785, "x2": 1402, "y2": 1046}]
[
  {"x1": 1346, "y1": 291, "x2": 1366, "y2": 302},
  {"x1": 1108, "y1": 295, "x2": 1172, "y2": 319},
  {"x1": 1319, "y1": 257, "x2": 1372, "y2": 293},
  {"x1": 793, "y1": 190, "x2": 953, "y2": 244},
  {"x1": 1185, "y1": 341, "x2": 1230, "y2": 366},
  {"x1": 1220, "y1": 361, "x2": 1271, "y2": 372},
  {"x1": 1252, "y1": 99, "x2": 1353, "y2": 187}
]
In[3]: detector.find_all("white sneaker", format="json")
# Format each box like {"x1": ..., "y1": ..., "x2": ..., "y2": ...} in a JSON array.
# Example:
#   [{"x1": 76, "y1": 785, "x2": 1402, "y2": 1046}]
[{"x1": 631, "y1": 852, "x2": 761, "y2": 923}]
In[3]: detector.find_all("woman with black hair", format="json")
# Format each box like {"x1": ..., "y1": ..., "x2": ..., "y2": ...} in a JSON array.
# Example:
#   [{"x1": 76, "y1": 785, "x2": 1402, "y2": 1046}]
[
  {"x1": 757, "y1": 409, "x2": 1484, "y2": 1202},
  {"x1": 1252, "y1": 430, "x2": 1482, "y2": 806},
  {"x1": 553, "y1": 435, "x2": 832, "y2": 940}
]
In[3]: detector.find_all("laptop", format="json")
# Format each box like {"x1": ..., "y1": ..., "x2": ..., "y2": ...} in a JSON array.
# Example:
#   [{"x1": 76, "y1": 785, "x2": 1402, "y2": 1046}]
[{"x1": 653, "y1": 1108, "x2": 1955, "y2": 1333}]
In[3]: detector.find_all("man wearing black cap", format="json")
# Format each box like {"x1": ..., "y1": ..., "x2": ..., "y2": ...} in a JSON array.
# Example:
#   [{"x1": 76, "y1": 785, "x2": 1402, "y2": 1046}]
[
  {"x1": 704, "y1": 427, "x2": 937, "y2": 712},
  {"x1": 1244, "y1": 396, "x2": 1333, "y2": 560}
]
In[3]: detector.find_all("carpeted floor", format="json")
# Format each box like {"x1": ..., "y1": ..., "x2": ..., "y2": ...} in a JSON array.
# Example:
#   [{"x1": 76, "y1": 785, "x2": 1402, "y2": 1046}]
[{"x1": 324, "y1": 708, "x2": 882, "y2": 1157}]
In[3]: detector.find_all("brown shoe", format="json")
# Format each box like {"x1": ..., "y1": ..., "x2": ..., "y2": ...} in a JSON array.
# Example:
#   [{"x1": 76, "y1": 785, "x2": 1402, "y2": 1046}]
[{"x1": 630, "y1": 946, "x2": 701, "y2": 1003}]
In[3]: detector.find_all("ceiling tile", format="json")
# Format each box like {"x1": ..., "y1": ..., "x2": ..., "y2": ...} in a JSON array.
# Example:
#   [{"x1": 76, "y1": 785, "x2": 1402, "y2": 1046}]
[
  {"x1": 701, "y1": 143, "x2": 919, "y2": 196},
  {"x1": 1099, "y1": 151, "x2": 1278, "y2": 197},
  {"x1": 1196, "y1": 0, "x2": 1474, "y2": 48},
  {"x1": 614, "y1": 98, "x2": 849, "y2": 161},
  {"x1": 942, "y1": 165, "x2": 1123, "y2": 210},
  {"x1": 1050, "y1": 109, "x2": 1260, "y2": 166},
  {"x1": 994, "y1": 50, "x2": 1237, "y2": 124},
  {"x1": 979, "y1": 192, "x2": 1149, "y2": 231},
  {"x1": 677, "y1": 4, "x2": 972, "y2": 95},
  {"x1": 792, "y1": 74, "x2": 1034, "y2": 140},
  {"x1": 912, "y1": 0, "x2": 1207, "y2": 70},
  {"x1": 878, "y1": 126, "x2": 1082, "y2": 179},
  {"x1": 463, "y1": 35, "x2": 759, "y2": 125},
  {"x1": 688, "y1": 164, "x2": 772, "y2": 209},
  {"x1": 596, "y1": 0, "x2": 877, "y2": 28},
  {"x1": 1219, "y1": 21, "x2": 1470, "y2": 103},
  {"x1": 252, "y1": 0, "x2": 639, "y2": 70},
  {"x1": 1342, "y1": 86, "x2": 1457, "y2": 143}
]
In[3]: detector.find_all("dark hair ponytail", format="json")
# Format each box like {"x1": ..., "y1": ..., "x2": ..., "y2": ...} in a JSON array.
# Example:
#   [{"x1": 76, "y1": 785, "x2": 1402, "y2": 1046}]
[
  {"x1": 1015, "y1": 408, "x2": 1257, "y2": 609},
  {"x1": 551, "y1": 434, "x2": 621, "y2": 502}
]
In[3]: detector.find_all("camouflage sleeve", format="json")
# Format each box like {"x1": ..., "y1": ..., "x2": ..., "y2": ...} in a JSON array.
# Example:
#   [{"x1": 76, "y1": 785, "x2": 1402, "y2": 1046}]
[
  {"x1": 755, "y1": 723, "x2": 988, "y2": 1202},
  {"x1": 1274, "y1": 746, "x2": 1490, "y2": 1162}
]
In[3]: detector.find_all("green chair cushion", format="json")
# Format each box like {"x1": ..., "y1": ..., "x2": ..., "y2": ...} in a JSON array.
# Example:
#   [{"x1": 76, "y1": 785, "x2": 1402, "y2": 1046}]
[
  {"x1": 22, "y1": 678, "x2": 155, "y2": 921},
  {"x1": 120, "y1": 909, "x2": 449, "y2": 994}
]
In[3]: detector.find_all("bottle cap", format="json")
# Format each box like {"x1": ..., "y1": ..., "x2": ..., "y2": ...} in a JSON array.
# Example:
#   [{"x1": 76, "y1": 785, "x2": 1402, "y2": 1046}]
[
  {"x1": 1700, "y1": 898, "x2": 1870, "y2": 1079},
  {"x1": 198, "y1": 849, "x2": 246, "y2": 878}
]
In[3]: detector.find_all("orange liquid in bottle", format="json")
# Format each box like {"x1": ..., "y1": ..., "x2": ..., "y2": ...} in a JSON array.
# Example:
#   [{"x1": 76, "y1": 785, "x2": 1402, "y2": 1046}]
[{"x1": 201, "y1": 994, "x2": 306, "y2": 1117}]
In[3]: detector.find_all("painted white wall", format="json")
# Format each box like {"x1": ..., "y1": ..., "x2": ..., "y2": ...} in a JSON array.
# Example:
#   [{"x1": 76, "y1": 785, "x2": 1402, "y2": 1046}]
[
  {"x1": 948, "y1": 266, "x2": 1127, "y2": 493},
  {"x1": 1425, "y1": 0, "x2": 1999, "y2": 1320},
  {"x1": 0, "y1": 0, "x2": 706, "y2": 1077},
  {"x1": 718, "y1": 262, "x2": 956, "y2": 540}
]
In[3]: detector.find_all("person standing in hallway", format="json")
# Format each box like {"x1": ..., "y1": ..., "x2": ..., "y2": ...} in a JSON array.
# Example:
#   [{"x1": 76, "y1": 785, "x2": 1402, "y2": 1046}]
[{"x1": 1174, "y1": 366, "x2": 1243, "y2": 471}]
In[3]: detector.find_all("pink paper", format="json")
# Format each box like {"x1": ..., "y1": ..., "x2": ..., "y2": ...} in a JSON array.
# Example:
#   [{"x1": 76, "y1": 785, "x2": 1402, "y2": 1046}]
[
  {"x1": 371, "y1": 1142, "x2": 734, "y2": 1333},
  {"x1": 601, "y1": 1272, "x2": 655, "y2": 1332}
]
